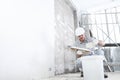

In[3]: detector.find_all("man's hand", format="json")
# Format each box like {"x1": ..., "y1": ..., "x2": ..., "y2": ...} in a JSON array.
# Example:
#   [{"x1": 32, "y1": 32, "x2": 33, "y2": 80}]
[
  {"x1": 77, "y1": 50, "x2": 90, "y2": 55},
  {"x1": 77, "y1": 51, "x2": 83, "y2": 55},
  {"x1": 82, "y1": 50, "x2": 90, "y2": 54},
  {"x1": 98, "y1": 40, "x2": 105, "y2": 46},
  {"x1": 76, "y1": 51, "x2": 83, "y2": 58}
]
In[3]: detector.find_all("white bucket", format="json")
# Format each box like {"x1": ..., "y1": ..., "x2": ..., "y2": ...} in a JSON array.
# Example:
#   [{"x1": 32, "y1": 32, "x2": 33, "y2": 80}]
[{"x1": 81, "y1": 55, "x2": 104, "y2": 80}]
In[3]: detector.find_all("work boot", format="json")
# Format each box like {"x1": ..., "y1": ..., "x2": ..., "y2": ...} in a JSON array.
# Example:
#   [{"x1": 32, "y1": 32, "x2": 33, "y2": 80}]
[
  {"x1": 80, "y1": 72, "x2": 83, "y2": 77},
  {"x1": 104, "y1": 74, "x2": 108, "y2": 78}
]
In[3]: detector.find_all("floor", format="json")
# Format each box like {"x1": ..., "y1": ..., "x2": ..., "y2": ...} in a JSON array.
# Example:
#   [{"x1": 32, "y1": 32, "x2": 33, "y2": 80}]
[{"x1": 42, "y1": 72, "x2": 120, "y2": 80}]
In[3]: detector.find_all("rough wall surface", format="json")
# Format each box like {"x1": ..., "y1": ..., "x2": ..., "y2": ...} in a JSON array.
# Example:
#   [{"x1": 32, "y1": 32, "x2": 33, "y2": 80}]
[{"x1": 54, "y1": 0, "x2": 76, "y2": 75}]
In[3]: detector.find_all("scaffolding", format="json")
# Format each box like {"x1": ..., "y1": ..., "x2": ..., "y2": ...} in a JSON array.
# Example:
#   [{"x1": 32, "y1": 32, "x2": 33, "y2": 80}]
[{"x1": 80, "y1": 6, "x2": 120, "y2": 72}]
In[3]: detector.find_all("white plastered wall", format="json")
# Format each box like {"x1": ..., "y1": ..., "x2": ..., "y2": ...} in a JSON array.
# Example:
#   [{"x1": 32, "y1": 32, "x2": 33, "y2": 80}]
[{"x1": 0, "y1": 0, "x2": 55, "y2": 80}]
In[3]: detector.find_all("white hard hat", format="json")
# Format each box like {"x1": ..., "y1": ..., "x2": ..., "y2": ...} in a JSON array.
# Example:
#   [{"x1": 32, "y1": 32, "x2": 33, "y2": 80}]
[{"x1": 75, "y1": 27, "x2": 85, "y2": 36}]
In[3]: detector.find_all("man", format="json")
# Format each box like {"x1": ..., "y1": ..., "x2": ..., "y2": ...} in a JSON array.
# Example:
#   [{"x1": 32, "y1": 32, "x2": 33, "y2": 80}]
[{"x1": 74, "y1": 27, "x2": 108, "y2": 78}]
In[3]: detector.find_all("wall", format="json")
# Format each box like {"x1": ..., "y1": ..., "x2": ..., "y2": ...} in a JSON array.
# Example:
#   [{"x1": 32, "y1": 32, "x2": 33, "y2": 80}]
[
  {"x1": 54, "y1": 0, "x2": 76, "y2": 74},
  {"x1": 0, "y1": 0, "x2": 54, "y2": 80}
]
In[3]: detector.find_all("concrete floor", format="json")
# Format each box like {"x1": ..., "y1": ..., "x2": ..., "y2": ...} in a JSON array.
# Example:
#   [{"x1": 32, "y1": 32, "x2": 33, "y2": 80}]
[{"x1": 42, "y1": 72, "x2": 120, "y2": 80}]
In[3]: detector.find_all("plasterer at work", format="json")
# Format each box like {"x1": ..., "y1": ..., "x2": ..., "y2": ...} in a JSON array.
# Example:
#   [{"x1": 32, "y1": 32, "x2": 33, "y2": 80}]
[{"x1": 74, "y1": 27, "x2": 108, "y2": 78}]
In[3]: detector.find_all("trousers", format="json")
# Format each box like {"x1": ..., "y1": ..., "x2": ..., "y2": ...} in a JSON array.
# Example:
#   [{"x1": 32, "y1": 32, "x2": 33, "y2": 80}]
[{"x1": 76, "y1": 49, "x2": 105, "y2": 72}]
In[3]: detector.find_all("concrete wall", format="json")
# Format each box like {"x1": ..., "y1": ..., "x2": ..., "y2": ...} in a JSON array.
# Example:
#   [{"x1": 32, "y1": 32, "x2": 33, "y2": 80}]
[
  {"x1": 54, "y1": 0, "x2": 76, "y2": 74},
  {"x1": 0, "y1": 0, "x2": 55, "y2": 80}
]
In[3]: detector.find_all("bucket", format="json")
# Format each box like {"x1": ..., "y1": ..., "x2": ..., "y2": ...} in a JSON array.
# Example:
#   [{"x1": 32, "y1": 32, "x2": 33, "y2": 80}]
[{"x1": 81, "y1": 55, "x2": 104, "y2": 80}]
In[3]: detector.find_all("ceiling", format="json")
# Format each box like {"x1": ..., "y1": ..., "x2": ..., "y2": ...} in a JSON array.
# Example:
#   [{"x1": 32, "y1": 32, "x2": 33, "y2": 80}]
[{"x1": 69, "y1": 0, "x2": 120, "y2": 12}]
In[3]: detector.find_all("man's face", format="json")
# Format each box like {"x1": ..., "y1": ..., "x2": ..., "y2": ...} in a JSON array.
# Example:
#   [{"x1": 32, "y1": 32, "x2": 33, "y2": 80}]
[{"x1": 78, "y1": 34, "x2": 85, "y2": 42}]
